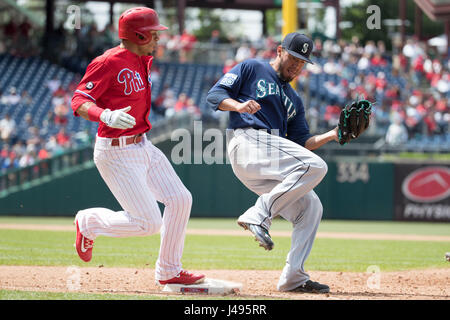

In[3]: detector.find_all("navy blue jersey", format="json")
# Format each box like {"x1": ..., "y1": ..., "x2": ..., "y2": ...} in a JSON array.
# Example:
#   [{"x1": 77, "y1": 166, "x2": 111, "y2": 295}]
[{"x1": 206, "y1": 59, "x2": 312, "y2": 147}]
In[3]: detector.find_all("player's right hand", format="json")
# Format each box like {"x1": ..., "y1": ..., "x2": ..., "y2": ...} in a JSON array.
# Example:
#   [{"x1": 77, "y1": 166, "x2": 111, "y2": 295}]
[
  {"x1": 236, "y1": 100, "x2": 261, "y2": 114},
  {"x1": 100, "y1": 106, "x2": 136, "y2": 129}
]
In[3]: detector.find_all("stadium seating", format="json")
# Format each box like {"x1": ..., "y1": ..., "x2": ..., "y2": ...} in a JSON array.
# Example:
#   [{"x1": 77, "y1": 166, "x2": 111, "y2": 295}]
[
  {"x1": 0, "y1": 53, "x2": 447, "y2": 154},
  {"x1": 153, "y1": 61, "x2": 223, "y2": 108},
  {"x1": 0, "y1": 54, "x2": 92, "y2": 142},
  {"x1": 0, "y1": 54, "x2": 225, "y2": 147},
  {"x1": 299, "y1": 60, "x2": 408, "y2": 108}
]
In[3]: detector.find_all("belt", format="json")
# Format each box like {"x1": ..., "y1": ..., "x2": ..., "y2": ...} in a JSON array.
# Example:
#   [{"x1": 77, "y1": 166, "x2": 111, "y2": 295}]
[{"x1": 110, "y1": 134, "x2": 143, "y2": 146}]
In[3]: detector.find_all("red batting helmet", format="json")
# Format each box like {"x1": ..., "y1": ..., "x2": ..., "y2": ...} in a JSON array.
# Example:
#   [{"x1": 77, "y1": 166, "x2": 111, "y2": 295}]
[{"x1": 118, "y1": 7, "x2": 168, "y2": 45}]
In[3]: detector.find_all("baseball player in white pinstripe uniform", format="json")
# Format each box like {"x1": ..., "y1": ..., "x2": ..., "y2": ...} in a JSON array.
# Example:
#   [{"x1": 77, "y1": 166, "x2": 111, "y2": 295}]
[{"x1": 71, "y1": 7, "x2": 205, "y2": 286}]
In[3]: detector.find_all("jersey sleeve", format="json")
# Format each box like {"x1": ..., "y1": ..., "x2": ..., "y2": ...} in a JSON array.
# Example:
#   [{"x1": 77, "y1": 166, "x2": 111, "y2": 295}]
[
  {"x1": 71, "y1": 58, "x2": 112, "y2": 116},
  {"x1": 206, "y1": 61, "x2": 249, "y2": 111},
  {"x1": 286, "y1": 98, "x2": 312, "y2": 147}
]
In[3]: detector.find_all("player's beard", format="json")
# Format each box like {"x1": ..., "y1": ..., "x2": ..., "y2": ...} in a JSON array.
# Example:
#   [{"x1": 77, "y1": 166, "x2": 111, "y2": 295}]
[
  {"x1": 278, "y1": 69, "x2": 295, "y2": 83},
  {"x1": 272, "y1": 57, "x2": 296, "y2": 82},
  {"x1": 281, "y1": 73, "x2": 294, "y2": 82},
  {"x1": 278, "y1": 60, "x2": 296, "y2": 82},
  {"x1": 274, "y1": 66, "x2": 292, "y2": 82}
]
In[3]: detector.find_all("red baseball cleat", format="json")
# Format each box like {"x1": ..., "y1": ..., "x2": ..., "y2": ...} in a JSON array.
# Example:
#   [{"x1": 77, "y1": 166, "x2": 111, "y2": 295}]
[
  {"x1": 75, "y1": 220, "x2": 94, "y2": 262},
  {"x1": 158, "y1": 270, "x2": 205, "y2": 285}
]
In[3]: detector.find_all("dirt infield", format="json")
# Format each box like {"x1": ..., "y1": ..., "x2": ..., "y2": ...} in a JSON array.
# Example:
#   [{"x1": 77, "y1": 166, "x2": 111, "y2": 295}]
[
  {"x1": 0, "y1": 265, "x2": 449, "y2": 300},
  {"x1": 1, "y1": 223, "x2": 449, "y2": 300}
]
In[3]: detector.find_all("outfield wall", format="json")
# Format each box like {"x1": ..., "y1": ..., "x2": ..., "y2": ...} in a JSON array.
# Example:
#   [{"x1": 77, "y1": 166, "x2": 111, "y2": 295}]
[{"x1": 1, "y1": 153, "x2": 448, "y2": 221}]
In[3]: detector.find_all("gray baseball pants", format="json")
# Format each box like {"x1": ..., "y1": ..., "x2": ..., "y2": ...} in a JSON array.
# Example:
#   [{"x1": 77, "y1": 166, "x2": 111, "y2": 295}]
[{"x1": 227, "y1": 128, "x2": 327, "y2": 291}]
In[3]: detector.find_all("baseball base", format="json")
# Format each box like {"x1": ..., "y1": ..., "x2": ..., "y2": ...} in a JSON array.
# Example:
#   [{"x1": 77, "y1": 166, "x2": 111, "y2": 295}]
[{"x1": 162, "y1": 278, "x2": 243, "y2": 295}]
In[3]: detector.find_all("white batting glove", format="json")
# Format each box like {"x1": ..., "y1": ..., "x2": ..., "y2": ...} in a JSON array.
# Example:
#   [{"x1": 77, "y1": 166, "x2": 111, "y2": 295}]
[{"x1": 100, "y1": 106, "x2": 136, "y2": 129}]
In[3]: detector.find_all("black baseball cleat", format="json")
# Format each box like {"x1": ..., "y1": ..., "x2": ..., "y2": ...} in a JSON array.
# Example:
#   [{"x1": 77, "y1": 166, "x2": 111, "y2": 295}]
[
  {"x1": 292, "y1": 280, "x2": 330, "y2": 294},
  {"x1": 237, "y1": 221, "x2": 274, "y2": 251}
]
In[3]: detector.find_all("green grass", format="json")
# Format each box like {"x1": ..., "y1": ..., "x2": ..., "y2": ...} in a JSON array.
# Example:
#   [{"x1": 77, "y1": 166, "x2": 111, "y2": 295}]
[
  {"x1": 1, "y1": 217, "x2": 449, "y2": 300},
  {"x1": 0, "y1": 216, "x2": 77, "y2": 225},
  {"x1": 0, "y1": 228, "x2": 448, "y2": 272},
  {"x1": 0, "y1": 289, "x2": 272, "y2": 300},
  {"x1": 1, "y1": 216, "x2": 449, "y2": 236},
  {"x1": 0, "y1": 290, "x2": 164, "y2": 300},
  {"x1": 315, "y1": 220, "x2": 450, "y2": 236},
  {"x1": 187, "y1": 218, "x2": 450, "y2": 236}
]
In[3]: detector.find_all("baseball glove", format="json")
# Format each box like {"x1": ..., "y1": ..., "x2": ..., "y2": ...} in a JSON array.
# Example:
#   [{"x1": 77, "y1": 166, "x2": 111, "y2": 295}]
[{"x1": 338, "y1": 98, "x2": 373, "y2": 145}]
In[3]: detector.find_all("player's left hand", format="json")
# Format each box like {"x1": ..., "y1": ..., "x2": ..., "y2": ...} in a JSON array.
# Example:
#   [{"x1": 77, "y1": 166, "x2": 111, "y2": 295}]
[{"x1": 100, "y1": 106, "x2": 136, "y2": 129}]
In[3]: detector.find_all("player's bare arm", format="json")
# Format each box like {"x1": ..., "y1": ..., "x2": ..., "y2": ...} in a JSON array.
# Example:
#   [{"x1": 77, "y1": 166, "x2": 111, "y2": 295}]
[
  {"x1": 304, "y1": 127, "x2": 339, "y2": 151},
  {"x1": 218, "y1": 98, "x2": 261, "y2": 114},
  {"x1": 75, "y1": 101, "x2": 97, "y2": 121}
]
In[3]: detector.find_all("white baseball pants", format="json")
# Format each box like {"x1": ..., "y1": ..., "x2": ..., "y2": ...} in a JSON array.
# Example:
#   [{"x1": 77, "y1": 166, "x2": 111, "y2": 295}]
[
  {"x1": 76, "y1": 134, "x2": 192, "y2": 281},
  {"x1": 227, "y1": 128, "x2": 327, "y2": 291}
]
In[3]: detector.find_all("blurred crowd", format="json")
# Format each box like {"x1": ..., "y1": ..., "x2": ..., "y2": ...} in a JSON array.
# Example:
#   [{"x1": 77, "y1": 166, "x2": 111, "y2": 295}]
[
  {"x1": 0, "y1": 17, "x2": 37, "y2": 57},
  {"x1": 155, "y1": 29, "x2": 278, "y2": 65},
  {"x1": 0, "y1": 123, "x2": 91, "y2": 174},
  {"x1": 0, "y1": 75, "x2": 91, "y2": 174},
  {"x1": 0, "y1": 19, "x2": 277, "y2": 73},
  {"x1": 0, "y1": 18, "x2": 121, "y2": 73},
  {"x1": 193, "y1": 34, "x2": 449, "y2": 147},
  {"x1": 56, "y1": 22, "x2": 120, "y2": 73},
  {"x1": 0, "y1": 14, "x2": 449, "y2": 176},
  {"x1": 299, "y1": 37, "x2": 450, "y2": 146},
  {"x1": 152, "y1": 84, "x2": 202, "y2": 119}
]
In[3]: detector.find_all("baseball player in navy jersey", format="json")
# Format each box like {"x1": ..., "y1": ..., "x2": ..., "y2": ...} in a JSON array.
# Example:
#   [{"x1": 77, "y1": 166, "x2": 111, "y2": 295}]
[
  {"x1": 207, "y1": 33, "x2": 338, "y2": 293},
  {"x1": 71, "y1": 7, "x2": 205, "y2": 286}
]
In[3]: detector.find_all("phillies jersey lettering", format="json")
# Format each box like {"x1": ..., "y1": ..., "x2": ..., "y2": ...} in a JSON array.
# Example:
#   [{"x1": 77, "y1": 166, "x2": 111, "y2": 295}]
[{"x1": 117, "y1": 68, "x2": 146, "y2": 95}]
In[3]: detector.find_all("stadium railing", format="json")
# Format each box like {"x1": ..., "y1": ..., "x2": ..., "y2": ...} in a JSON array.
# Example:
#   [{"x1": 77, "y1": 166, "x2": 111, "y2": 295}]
[{"x1": 0, "y1": 145, "x2": 93, "y2": 195}]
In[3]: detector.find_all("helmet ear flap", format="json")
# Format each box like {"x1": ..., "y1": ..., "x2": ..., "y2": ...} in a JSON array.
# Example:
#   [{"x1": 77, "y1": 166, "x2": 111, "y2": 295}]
[
  {"x1": 136, "y1": 32, "x2": 144, "y2": 40},
  {"x1": 135, "y1": 30, "x2": 152, "y2": 44}
]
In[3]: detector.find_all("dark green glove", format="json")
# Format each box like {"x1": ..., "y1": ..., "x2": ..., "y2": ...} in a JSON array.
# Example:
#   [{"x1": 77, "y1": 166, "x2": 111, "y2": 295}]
[{"x1": 338, "y1": 98, "x2": 372, "y2": 145}]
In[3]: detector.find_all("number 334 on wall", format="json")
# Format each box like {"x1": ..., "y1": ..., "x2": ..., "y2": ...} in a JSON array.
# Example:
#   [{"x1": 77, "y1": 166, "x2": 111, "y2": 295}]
[{"x1": 336, "y1": 162, "x2": 370, "y2": 183}]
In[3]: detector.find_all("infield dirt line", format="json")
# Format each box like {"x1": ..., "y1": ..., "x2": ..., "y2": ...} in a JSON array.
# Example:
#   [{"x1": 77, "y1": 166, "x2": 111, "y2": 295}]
[
  {"x1": 1, "y1": 266, "x2": 449, "y2": 300},
  {"x1": 0, "y1": 223, "x2": 449, "y2": 242}
]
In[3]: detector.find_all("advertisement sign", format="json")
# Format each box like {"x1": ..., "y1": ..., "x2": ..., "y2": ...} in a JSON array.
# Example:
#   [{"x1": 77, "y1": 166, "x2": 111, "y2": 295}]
[{"x1": 395, "y1": 164, "x2": 450, "y2": 221}]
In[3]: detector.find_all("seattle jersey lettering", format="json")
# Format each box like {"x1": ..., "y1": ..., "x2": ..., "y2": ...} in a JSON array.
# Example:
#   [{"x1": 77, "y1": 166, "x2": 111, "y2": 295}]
[
  {"x1": 256, "y1": 79, "x2": 297, "y2": 121},
  {"x1": 117, "y1": 68, "x2": 146, "y2": 95}
]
